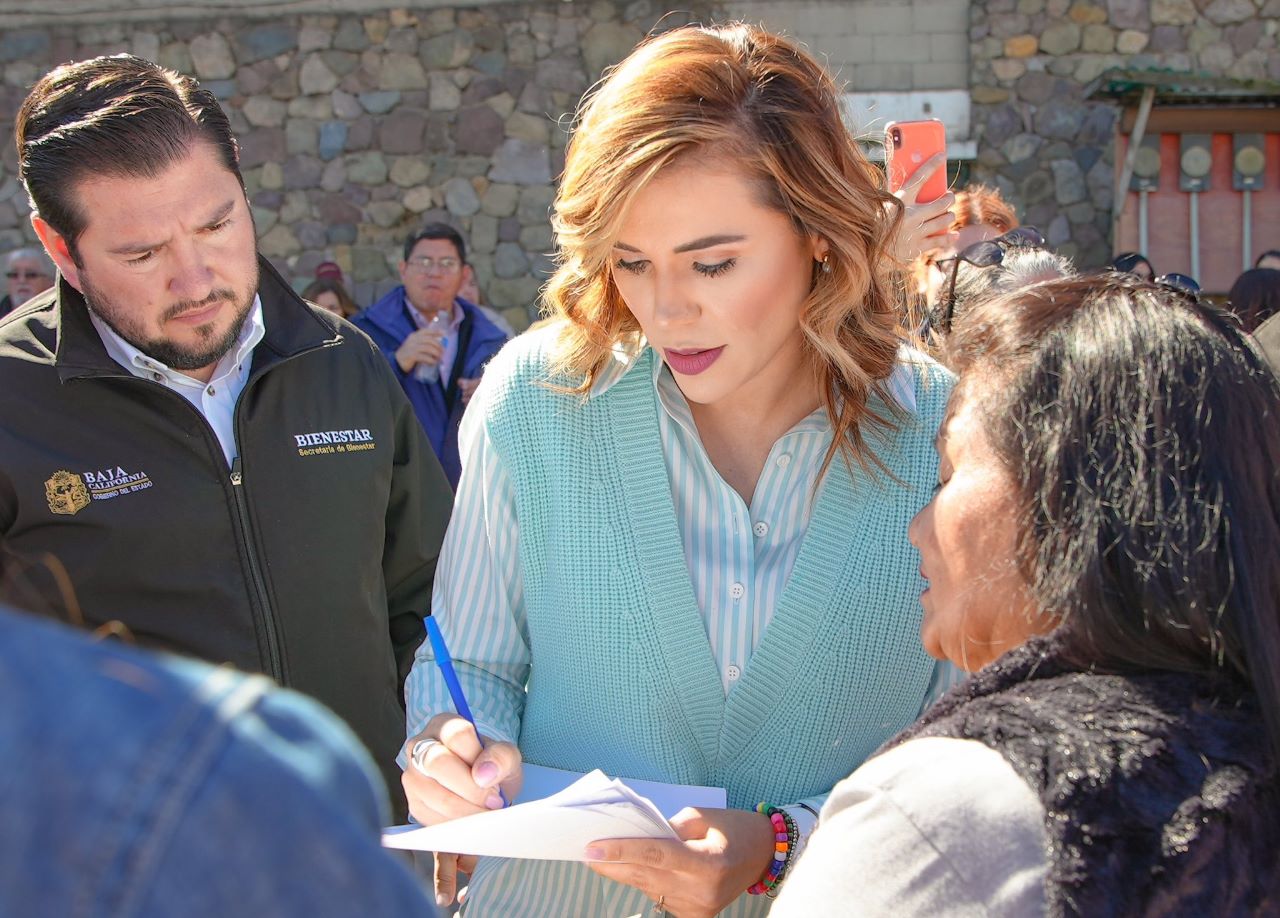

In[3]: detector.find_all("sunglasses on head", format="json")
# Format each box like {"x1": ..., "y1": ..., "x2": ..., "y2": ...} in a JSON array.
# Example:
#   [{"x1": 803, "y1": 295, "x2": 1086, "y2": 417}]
[
  {"x1": 923, "y1": 226, "x2": 1047, "y2": 337},
  {"x1": 1154, "y1": 272, "x2": 1201, "y2": 296}
]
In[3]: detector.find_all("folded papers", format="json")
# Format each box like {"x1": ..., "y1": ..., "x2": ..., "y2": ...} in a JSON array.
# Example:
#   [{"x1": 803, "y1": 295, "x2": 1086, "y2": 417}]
[{"x1": 382, "y1": 769, "x2": 717, "y2": 860}]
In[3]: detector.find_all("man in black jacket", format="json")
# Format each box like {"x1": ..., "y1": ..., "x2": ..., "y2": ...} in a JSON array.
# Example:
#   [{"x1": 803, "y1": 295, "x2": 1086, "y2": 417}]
[{"x1": 0, "y1": 54, "x2": 451, "y2": 816}]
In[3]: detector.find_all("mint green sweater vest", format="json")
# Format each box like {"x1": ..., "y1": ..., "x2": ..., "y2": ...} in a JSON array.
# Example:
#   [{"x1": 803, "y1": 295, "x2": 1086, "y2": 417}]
[{"x1": 484, "y1": 336, "x2": 951, "y2": 810}]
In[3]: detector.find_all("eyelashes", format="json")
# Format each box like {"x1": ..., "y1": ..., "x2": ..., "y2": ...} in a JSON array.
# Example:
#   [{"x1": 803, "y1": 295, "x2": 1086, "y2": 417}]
[
  {"x1": 612, "y1": 258, "x2": 737, "y2": 278},
  {"x1": 695, "y1": 258, "x2": 736, "y2": 278},
  {"x1": 614, "y1": 258, "x2": 647, "y2": 275}
]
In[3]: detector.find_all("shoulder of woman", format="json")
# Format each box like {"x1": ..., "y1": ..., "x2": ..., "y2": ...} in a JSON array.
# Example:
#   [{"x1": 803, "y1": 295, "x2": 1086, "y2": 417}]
[
  {"x1": 782, "y1": 737, "x2": 1047, "y2": 917},
  {"x1": 827, "y1": 736, "x2": 1039, "y2": 825},
  {"x1": 889, "y1": 344, "x2": 954, "y2": 426}
]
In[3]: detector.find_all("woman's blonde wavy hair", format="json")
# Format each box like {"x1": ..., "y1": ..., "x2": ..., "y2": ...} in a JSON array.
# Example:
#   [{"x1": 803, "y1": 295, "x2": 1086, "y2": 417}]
[{"x1": 546, "y1": 22, "x2": 907, "y2": 475}]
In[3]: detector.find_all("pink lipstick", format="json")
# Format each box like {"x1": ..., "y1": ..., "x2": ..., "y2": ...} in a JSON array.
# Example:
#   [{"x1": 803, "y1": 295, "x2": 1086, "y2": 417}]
[{"x1": 663, "y1": 346, "x2": 724, "y2": 376}]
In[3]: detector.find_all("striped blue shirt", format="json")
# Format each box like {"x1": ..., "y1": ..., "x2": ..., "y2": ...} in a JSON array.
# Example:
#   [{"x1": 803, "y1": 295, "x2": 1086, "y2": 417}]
[{"x1": 404, "y1": 336, "x2": 958, "y2": 914}]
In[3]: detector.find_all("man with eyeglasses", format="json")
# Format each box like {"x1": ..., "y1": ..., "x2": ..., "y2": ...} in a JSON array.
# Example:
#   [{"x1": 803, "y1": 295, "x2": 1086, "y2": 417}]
[
  {"x1": 354, "y1": 223, "x2": 510, "y2": 488},
  {"x1": 1, "y1": 248, "x2": 55, "y2": 316}
]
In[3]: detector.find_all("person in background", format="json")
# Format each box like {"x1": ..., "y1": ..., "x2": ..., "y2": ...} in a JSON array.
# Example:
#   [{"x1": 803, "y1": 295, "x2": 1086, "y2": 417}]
[
  {"x1": 772, "y1": 274, "x2": 1280, "y2": 915},
  {"x1": 1230, "y1": 268, "x2": 1280, "y2": 334},
  {"x1": 302, "y1": 277, "x2": 359, "y2": 319},
  {"x1": 925, "y1": 241, "x2": 1073, "y2": 346},
  {"x1": 1252, "y1": 311, "x2": 1280, "y2": 373},
  {"x1": 0, "y1": 55, "x2": 451, "y2": 818},
  {"x1": 1110, "y1": 250, "x2": 1155, "y2": 280},
  {"x1": 402, "y1": 23, "x2": 953, "y2": 917},
  {"x1": 302, "y1": 262, "x2": 360, "y2": 319},
  {"x1": 458, "y1": 271, "x2": 518, "y2": 338},
  {"x1": 353, "y1": 223, "x2": 510, "y2": 488},
  {"x1": 913, "y1": 184, "x2": 1020, "y2": 309},
  {"x1": 1254, "y1": 249, "x2": 1280, "y2": 271},
  {"x1": 1, "y1": 247, "x2": 55, "y2": 316}
]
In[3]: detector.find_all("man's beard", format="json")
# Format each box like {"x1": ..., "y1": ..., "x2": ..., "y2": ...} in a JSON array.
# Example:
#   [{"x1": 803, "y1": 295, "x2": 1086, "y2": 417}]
[{"x1": 81, "y1": 270, "x2": 257, "y2": 372}]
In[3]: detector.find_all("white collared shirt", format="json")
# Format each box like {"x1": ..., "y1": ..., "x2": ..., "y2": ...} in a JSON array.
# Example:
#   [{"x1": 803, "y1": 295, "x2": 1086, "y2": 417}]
[{"x1": 90, "y1": 297, "x2": 266, "y2": 466}]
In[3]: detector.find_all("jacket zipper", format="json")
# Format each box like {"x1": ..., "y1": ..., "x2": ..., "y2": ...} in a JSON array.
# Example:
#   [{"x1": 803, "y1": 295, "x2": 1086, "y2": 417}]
[
  {"x1": 81, "y1": 370, "x2": 304, "y2": 684},
  {"x1": 229, "y1": 455, "x2": 285, "y2": 682}
]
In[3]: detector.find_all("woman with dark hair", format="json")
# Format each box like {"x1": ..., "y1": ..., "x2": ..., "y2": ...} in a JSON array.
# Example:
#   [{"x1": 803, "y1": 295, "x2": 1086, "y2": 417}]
[
  {"x1": 1110, "y1": 250, "x2": 1154, "y2": 279},
  {"x1": 773, "y1": 274, "x2": 1280, "y2": 915},
  {"x1": 1228, "y1": 267, "x2": 1280, "y2": 333},
  {"x1": 1255, "y1": 249, "x2": 1280, "y2": 271}
]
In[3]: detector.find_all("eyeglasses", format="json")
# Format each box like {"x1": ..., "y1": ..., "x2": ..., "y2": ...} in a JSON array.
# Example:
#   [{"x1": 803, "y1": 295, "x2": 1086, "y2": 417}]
[
  {"x1": 923, "y1": 226, "x2": 1047, "y2": 337},
  {"x1": 6, "y1": 270, "x2": 50, "y2": 281},
  {"x1": 405, "y1": 256, "x2": 461, "y2": 275}
]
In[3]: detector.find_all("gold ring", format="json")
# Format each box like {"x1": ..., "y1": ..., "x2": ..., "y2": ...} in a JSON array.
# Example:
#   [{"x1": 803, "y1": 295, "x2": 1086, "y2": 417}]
[{"x1": 653, "y1": 895, "x2": 666, "y2": 915}]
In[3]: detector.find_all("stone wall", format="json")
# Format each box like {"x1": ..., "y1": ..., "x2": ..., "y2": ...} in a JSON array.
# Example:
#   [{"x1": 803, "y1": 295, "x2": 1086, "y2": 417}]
[
  {"x1": 969, "y1": 0, "x2": 1280, "y2": 268},
  {"x1": 0, "y1": 2, "x2": 716, "y2": 328},
  {"x1": 724, "y1": 0, "x2": 970, "y2": 90},
  {"x1": 15, "y1": 1, "x2": 1267, "y2": 306}
]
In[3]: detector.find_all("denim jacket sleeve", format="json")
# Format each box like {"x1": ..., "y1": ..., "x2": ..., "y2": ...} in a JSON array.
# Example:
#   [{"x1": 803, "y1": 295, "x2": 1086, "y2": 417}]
[{"x1": 0, "y1": 608, "x2": 437, "y2": 918}]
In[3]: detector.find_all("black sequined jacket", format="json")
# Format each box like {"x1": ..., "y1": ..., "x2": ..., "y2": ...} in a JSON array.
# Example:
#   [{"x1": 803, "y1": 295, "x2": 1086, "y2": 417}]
[{"x1": 885, "y1": 635, "x2": 1280, "y2": 917}]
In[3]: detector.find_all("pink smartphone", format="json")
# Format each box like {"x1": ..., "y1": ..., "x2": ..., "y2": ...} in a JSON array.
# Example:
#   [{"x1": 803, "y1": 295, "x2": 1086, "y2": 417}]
[{"x1": 885, "y1": 119, "x2": 947, "y2": 204}]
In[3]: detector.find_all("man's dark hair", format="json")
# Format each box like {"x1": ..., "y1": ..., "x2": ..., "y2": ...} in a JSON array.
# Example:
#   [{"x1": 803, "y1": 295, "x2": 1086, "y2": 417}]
[
  {"x1": 403, "y1": 223, "x2": 466, "y2": 263},
  {"x1": 16, "y1": 54, "x2": 241, "y2": 261},
  {"x1": 949, "y1": 273, "x2": 1280, "y2": 759}
]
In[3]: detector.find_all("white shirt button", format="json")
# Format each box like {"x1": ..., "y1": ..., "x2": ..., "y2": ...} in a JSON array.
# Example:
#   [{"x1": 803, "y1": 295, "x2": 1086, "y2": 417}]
[
  {"x1": 151, "y1": 372, "x2": 163, "y2": 382},
  {"x1": 730, "y1": 582, "x2": 745, "y2": 600},
  {"x1": 727, "y1": 664, "x2": 741, "y2": 681},
  {"x1": 753, "y1": 521, "x2": 769, "y2": 537},
  {"x1": 776, "y1": 453, "x2": 792, "y2": 469},
  {"x1": 206, "y1": 386, "x2": 216, "y2": 396}
]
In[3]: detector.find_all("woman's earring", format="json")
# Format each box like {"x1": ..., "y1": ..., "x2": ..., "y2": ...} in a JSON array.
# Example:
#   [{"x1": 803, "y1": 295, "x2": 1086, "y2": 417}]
[{"x1": 821, "y1": 255, "x2": 832, "y2": 274}]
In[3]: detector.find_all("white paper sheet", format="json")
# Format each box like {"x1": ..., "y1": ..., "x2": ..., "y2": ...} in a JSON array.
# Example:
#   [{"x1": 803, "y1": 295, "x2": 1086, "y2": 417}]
[
  {"x1": 383, "y1": 769, "x2": 714, "y2": 860},
  {"x1": 516, "y1": 763, "x2": 727, "y2": 818}
]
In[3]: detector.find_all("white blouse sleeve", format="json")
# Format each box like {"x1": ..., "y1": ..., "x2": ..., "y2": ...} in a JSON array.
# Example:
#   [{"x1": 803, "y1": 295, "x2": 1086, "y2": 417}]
[{"x1": 770, "y1": 736, "x2": 1049, "y2": 917}]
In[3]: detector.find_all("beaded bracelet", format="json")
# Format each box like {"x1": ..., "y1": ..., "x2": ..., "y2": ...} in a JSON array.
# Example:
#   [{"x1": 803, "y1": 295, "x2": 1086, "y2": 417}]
[{"x1": 746, "y1": 803, "x2": 798, "y2": 896}]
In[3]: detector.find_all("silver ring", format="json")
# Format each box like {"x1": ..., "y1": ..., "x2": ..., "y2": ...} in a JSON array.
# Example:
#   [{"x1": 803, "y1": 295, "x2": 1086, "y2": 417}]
[{"x1": 410, "y1": 738, "x2": 442, "y2": 773}]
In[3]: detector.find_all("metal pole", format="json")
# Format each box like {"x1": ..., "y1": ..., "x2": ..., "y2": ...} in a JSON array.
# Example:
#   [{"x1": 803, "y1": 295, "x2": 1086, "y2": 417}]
[
  {"x1": 1190, "y1": 190, "x2": 1200, "y2": 282},
  {"x1": 1139, "y1": 189, "x2": 1149, "y2": 256},
  {"x1": 1113, "y1": 86, "x2": 1157, "y2": 251},
  {"x1": 1243, "y1": 190, "x2": 1253, "y2": 273}
]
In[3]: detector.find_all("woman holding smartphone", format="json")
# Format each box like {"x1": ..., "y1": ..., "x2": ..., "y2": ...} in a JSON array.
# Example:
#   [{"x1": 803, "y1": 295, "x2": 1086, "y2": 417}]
[{"x1": 402, "y1": 23, "x2": 954, "y2": 917}]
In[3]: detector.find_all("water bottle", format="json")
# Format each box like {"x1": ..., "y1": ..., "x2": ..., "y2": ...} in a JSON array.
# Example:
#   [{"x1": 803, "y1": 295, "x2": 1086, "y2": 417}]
[{"x1": 413, "y1": 311, "x2": 450, "y2": 383}]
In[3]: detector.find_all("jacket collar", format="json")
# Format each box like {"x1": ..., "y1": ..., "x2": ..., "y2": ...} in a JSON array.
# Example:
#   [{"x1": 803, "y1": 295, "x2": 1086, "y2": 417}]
[
  {"x1": 55, "y1": 255, "x2": 340, "y2": 383},
  {"x1": 362, "y1": 285, "x2": 483, "y2": 342}
]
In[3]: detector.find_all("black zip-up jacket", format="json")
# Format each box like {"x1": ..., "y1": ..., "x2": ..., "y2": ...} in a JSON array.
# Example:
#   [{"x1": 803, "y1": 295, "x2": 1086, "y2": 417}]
[{"x1": 0, "y1": 258, "x2": 451, "y2": 815}]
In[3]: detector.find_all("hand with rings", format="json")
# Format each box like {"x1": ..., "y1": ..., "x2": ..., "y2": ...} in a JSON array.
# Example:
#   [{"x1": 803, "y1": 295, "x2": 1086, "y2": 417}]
[{"x1": 401, "y1": 713, "x2": 524, "y2": 909}]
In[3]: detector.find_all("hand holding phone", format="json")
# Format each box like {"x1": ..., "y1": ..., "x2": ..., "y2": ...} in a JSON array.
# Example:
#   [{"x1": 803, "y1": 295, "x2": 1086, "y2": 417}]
[{"x1": 885, "y1": 119, "x2": 948, "y2": 205}]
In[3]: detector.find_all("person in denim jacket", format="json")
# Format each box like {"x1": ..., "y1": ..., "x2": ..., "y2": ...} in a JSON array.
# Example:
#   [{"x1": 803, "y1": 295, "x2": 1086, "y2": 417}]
[{"x1": 0, "y1": 604, "x2": 436, "y2": 917}]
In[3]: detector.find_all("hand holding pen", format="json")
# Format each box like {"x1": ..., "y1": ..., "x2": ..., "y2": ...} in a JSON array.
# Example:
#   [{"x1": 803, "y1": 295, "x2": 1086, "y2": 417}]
[{"x1": 401, "y1": 616, "x2": 523, "y2": 908}]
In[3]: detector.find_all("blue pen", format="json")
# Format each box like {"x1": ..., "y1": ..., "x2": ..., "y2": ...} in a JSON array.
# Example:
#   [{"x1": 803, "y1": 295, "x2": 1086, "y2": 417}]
[{"x1": 425, "y1": 615, "x2": 508, "y2": 807}]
